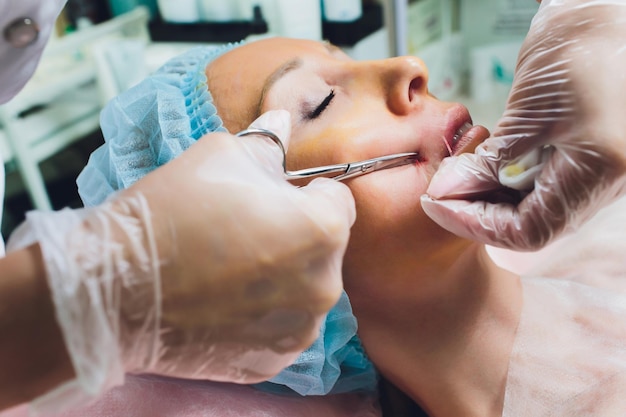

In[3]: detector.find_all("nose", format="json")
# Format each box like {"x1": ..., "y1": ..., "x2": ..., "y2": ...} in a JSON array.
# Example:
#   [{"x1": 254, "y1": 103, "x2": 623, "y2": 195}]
[{"x1": 377, "y1": 56, "x2": 430, "y2": 115}]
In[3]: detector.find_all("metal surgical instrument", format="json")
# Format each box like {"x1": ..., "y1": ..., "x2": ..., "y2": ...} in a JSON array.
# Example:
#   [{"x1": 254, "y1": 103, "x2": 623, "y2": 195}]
[{"x1": 236, "y1": 128, "x2": 420, "y2": 182}]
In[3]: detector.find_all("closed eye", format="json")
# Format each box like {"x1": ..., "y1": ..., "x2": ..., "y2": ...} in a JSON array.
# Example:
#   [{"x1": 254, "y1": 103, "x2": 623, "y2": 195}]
[{"x1": 306, "y1": 89, "x2": 335, "y2": 119}]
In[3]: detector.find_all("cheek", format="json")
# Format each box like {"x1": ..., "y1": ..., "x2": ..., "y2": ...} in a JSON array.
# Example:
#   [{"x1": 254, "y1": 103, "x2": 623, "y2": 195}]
[
  {"x1": 345, "y1": 159, "x2": 455, "y2": 242},
  {"x1": 348, "y1": 166, "x2": 432, "y2": 230},
  {"x1": 287, "y1": 125, "x2": 363, "y2": 171},
  {"x1": 286, "y1": 95, "x2": 398, "y2": 168},
  {"x1": 287, "y1": 139, "x2": 334, "y2": 170}
]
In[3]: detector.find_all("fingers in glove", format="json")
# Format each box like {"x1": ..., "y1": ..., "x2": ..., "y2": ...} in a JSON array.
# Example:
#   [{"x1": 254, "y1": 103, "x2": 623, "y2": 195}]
[
  {"x1": 420, "y1": 194, "x2": 553, "y2": 250},
  {"x1": 426, "y1": 152, "x2": 504, "y2": 200},
  {"x1": 237, "y1": 110, "x2": 292, "y2": 177},
  {"x1": 299, "y1": 177, "x2": 357, "y2": 235},
  {"x1": 422, "y1": 146, "x2": 608, "y2": 250}
]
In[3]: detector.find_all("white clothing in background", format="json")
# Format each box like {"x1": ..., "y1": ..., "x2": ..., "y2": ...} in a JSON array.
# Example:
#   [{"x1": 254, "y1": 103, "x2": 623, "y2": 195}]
[
  {"x1": 499, "y1": 196, "x2": 626, "y2": 416},
  {"x1": 0, "y1": 153, "x2": 4, "y2": 256},
  {"x1": 0, "y1": 0, "x2": 68, "y2": 253},
  {"x1": 0, "y1": 0, "x2": 67, "y2": 104}
]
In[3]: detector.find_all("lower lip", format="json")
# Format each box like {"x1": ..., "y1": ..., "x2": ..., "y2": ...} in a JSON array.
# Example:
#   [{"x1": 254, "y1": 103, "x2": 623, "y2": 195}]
[{"x1": 451, "y1": 125, "x2": 489, "y2": 155}]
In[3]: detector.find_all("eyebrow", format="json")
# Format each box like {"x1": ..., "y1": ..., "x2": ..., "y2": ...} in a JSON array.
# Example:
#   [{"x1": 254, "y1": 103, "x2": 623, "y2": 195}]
[
  {"x1": 256, "y1": 58, "x2": 303, "y2": 117},
  {"x1": 255, "y1": 42, "x2": 343, "y2": 117}
]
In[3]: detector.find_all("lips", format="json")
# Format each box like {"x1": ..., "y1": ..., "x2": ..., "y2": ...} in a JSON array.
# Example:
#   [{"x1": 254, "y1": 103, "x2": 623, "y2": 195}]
[
  {"x1": 444, "y1": 105, "x2": 490, "y2": 156},
  {"x1": 451, "y1": 122, "x2": 473, "y2": 151}
]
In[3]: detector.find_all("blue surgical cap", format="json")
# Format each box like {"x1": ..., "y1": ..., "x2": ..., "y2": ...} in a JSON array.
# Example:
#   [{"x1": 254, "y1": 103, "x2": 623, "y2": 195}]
[
  {"x1": 76, "y1": 43, "x2": 378, "y2": 396},
  {"x1": 77, "y1": 44, "x2": 235, "y2": 206}
]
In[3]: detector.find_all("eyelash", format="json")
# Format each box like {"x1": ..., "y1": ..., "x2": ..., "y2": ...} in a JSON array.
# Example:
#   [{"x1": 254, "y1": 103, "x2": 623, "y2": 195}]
[{"x1": 306, "y1": 89, "x2": 335, "y2": 120}]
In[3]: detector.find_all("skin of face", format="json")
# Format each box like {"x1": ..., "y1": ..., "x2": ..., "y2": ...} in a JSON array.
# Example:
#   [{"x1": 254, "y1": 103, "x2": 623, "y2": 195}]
[{"x1": 206, "y1": 37, "x2": 491, "y2": 302}]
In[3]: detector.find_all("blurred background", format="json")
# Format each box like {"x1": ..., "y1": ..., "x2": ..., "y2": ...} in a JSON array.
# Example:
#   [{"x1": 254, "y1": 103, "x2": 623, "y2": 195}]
[{"x1": 0, "y1": 0, "x2": 538, "y2": 238}]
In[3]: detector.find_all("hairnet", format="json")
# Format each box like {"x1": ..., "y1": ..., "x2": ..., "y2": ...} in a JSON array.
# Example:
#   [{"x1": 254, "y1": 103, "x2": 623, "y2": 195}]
[
  {"x1": 76, "y1": 42, "x2": 378, "y2": 396},
  {"x1": 77, "y1": 44, "x2": 234, "y2": 206}
]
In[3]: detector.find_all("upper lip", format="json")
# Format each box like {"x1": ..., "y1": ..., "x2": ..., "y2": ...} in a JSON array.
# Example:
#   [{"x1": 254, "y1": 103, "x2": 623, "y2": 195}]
[{"x1": 444, "y1": 105, "x2": 474, "y2": 154}]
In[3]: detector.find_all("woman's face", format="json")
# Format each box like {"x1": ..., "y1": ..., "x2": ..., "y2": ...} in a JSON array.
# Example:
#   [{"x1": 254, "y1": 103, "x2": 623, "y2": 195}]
[{"x1": 207, "y1": 37, "x2": 490, "y2": 281}]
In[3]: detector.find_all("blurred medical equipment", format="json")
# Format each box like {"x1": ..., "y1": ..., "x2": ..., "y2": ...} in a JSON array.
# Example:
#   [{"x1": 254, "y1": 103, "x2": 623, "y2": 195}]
[
  {"x1": 322, "y1": 0, "x2": 363, "y2": 22},
  {"x1": 423, "y1": 0, "x2": 626, "y2": 251},
  {"x1": 237, "y1": 128, "x2": 420, "y2": 182}
]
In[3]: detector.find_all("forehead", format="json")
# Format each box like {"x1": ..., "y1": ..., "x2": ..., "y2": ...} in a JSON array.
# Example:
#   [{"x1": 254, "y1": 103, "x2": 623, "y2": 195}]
[{"x1": 206, "y1": 37, "x2": 335, "y2": 132}]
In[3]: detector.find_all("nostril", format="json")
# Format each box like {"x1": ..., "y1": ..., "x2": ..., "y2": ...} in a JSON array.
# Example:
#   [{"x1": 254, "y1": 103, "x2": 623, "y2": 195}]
[{"x1": 409, "y1": 77, "x2": 425, "y2": 101}]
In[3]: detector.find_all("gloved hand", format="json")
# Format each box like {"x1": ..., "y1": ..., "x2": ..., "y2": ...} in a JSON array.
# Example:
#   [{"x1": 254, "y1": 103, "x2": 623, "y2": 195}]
[
  {"x1": 421, "y1": 0, "x2": 626, "y2": 250},
  {"x1": 8, "y1": 110, "x2": 356, "y2": 411}
]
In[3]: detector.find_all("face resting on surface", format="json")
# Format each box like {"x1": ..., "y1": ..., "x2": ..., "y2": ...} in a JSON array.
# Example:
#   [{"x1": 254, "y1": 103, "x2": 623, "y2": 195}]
[{"x1": 206, "y1": 37, "x2": 490, "y2": 282}]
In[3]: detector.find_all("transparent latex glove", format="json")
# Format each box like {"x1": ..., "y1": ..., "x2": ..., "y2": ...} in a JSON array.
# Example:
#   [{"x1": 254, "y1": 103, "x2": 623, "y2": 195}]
[
  {"x1": 8, "y1": 110, "x2": 356, "y2": 412},
  {"x1": 421, "y1": 0, "x2": 626, "y2": 251}
]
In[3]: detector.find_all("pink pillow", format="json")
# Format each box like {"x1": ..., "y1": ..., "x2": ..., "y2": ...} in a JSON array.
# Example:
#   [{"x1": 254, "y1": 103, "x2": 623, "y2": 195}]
[{"x1": 1, "y1": 374, "x2": 382, "y2": 417}]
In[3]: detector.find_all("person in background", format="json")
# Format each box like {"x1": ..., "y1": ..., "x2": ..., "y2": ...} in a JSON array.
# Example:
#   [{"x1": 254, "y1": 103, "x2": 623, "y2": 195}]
[{"x1": 0, "y1": 0, "x2": 356, "y2": 414}]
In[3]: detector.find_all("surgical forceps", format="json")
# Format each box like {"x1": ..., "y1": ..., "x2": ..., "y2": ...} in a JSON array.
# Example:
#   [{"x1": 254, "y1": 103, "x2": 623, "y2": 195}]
[{"x1": 236, "y1": 128, "x2": 420, "y2": 182}]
